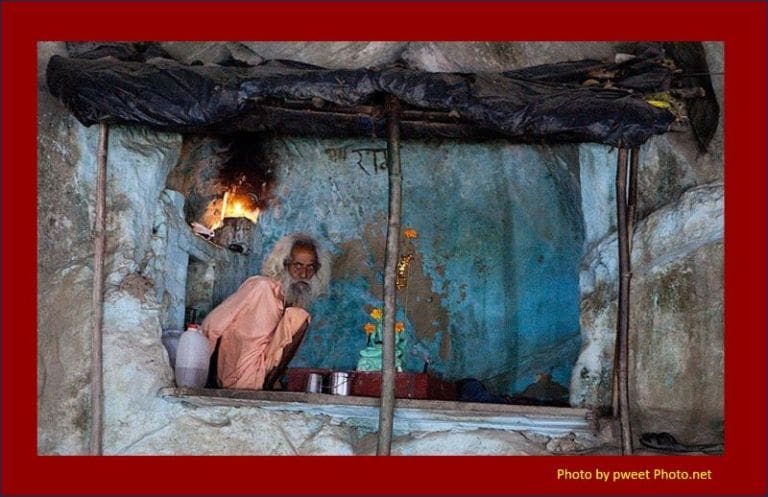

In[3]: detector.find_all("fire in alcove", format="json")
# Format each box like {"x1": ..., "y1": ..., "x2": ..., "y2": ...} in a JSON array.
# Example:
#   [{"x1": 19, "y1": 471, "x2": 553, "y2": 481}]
[
  {"x1": 206, "y1": 134, "x2": 277, "y2": 252},
  {"x1": 220, "y1": 190, "x2": 260, "y2": 225},
  {"x1": 219, "y1": 132, "x2": 276, "y2": 211},
  {"x1": 212, "y1": 188, "x2": 260, "y2": 253}
]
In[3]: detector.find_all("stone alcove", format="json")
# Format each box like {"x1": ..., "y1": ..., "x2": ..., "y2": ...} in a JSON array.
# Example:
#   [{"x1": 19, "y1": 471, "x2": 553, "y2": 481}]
[
  {"x1": 164, "y1": 133, "x2": 585, "y2": 398},
  {"x1": 37, "y1": 41, "x2": 723, "y2": 455}
]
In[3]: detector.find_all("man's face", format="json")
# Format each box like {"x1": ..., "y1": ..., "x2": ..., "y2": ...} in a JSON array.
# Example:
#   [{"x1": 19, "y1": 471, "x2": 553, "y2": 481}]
[{"x1": 287, "y1": 246, "x2": 317, "y2": 281}]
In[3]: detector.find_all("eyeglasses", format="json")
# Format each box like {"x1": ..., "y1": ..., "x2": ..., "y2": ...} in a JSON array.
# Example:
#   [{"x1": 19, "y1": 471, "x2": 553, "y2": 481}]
[{"x1": 285, "y1": 260, "x2": 319, "y2": 274}]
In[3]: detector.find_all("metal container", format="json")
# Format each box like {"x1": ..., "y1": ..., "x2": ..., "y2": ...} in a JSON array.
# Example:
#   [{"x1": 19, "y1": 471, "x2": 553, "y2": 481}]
[
  {"x1": 306, "y1": 373, "x2": 323, "y2": 393},
  {"x1": 330, "y1": 371, "x2": 350, "y2": 396}
]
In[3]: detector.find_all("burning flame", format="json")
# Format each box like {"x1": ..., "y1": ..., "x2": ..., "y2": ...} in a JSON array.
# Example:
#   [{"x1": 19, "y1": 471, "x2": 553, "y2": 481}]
[
  {"x1": 211, "y1": 191, "x2": 260, "y2": 229},
  {"x1": 231, "y1": 201, "x2": 244, "y2": 217}
]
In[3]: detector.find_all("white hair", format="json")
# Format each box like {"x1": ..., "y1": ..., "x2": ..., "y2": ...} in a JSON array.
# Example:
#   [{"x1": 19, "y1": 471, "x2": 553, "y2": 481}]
[{"x1": 261, "y1": 232, "x2": 331, "y2": 304}]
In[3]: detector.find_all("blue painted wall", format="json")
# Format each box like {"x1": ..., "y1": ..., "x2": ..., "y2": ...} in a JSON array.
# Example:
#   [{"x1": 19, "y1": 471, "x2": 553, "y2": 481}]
[{"x1": 255, "y1": 137, "x2": 583, "y2": 395}]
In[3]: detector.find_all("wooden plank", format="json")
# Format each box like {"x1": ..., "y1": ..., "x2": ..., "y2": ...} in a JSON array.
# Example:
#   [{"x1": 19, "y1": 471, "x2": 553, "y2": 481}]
[
  {"x1": 159, "y1": 387, "x2": 591, "y2": 418},
  {"x1": 227, "y1": 106, "x2": 504, "y2": 140},
  {"x1": 158, "y1": 387, "x2": 596, "y2": 437}
]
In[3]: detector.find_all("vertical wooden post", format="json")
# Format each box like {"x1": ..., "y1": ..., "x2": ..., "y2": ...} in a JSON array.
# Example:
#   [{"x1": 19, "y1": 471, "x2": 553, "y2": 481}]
[
  {"x1": 612, "y1": 147, "x2": 640, "y2": 432},
  {"x1": 615, "y1": 147, "x2": 634, "y2": 454},
  {"x1": 90, "y1": 123, "x2": 109, "y2": 455},
  {"x1": 628, "y1": 147, "x2": 640, "y2": 246},
  {"x1": 377, "y1": 94, "x2": 402, "y2": 456}
]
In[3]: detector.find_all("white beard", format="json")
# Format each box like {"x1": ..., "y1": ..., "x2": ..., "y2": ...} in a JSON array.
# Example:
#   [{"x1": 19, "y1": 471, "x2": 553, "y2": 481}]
[{"x1": 280, "y1": 273, "x2": 314, "y2": 309}]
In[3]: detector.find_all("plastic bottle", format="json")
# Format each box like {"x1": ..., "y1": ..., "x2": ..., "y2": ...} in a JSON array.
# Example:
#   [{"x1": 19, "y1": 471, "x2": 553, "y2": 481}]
[
  {"x1": 174, "y1": 324, "x2": 210, "y2": 388},
  {"x1": 161, "y1": 329, "x2": 184, "y2": 368}
]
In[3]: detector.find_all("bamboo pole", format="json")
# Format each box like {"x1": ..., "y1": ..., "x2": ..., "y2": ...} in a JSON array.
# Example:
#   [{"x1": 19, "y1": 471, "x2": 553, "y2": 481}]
[
  {"x1": 612, "y1": 147, "x2": 639, "y2": 419},
  {"x1": 376, "y1": 94, "x2": 402, "y2": 456},
  {"x1": 628, "y1": 147, "x2": 640, "y2": 246},
  {"x1": 615, "y1": 147, "x2": 633, "y2": 454},
  {"x1": 90, "y1": 123, "x2": 109, "y2": 455}
]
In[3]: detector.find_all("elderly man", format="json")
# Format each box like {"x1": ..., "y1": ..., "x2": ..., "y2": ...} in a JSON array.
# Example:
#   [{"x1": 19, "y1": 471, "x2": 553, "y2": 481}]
[{"x1": 201, "y1": 233, "x2": 330, "y2": 390}]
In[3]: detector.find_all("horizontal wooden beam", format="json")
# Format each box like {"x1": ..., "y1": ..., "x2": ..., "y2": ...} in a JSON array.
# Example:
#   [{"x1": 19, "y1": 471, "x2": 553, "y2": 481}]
[
  {"x1": 275, "y1": 99, "x2": 465, "y2": 123},
  {"x1": 159, "y1": 387, "x2": 596, "y2": 438},
  {"x1": 227, "y1": 104, "x2": 505, "y2": 140}
]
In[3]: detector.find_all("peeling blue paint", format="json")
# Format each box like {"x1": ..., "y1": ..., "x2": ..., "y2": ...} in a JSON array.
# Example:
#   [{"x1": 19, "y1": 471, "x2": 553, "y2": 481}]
[{"x1": 255, "y1": 137, "x2": 583, "y2": 395}]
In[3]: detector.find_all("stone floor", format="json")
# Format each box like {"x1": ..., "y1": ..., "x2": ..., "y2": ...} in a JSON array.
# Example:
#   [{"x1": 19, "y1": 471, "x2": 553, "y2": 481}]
[
  {"x1": 559, "y1": 445, "x2": 723, "y2": 456},
  {"x1": 160, "y1": 388, "x2": 723, "y2": 456}
]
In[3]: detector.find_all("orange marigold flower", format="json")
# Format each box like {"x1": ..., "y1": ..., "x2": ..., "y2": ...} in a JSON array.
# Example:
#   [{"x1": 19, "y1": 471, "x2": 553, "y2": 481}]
[
  {"x1": 395, "y1": 322, "x2": 405, "y2": 333},
  {"x1": 403, "y1": 228, "x2": 418, "y2": 239},
  {"x1": 370, "y1": 308, "x2": 383, "y2": 320},
  {"x1": 363, "y1": 323, "x2": 376, "y2": 334}
]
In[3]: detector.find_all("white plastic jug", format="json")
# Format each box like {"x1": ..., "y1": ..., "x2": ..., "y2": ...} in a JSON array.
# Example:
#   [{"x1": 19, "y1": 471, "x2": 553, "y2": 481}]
[
  {"x1": 174, "y1": 324, "x2": 210, "y2": 388},
  {"x1": 161, "y1": 329, "x2": 184, "y2": 368}
]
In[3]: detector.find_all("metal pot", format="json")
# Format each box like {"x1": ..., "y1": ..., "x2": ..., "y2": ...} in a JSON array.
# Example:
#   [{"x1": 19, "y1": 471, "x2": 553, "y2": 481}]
[
  {"x1": 330, "y1": 371, "x2": 350, "y2": 396},
  {"x1": 306, "y1": 372, "x2": 323, "y2": 393}
]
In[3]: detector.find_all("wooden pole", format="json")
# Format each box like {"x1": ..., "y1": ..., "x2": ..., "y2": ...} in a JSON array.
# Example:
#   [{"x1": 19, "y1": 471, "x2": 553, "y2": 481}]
[
  {"x1": 628, "y1": 147, "x2": 640, "y2": 246},
  {"x1": 90, "y1": 123, "x2": 109, "y2": 455},
  {"x1": 376, "y1": 94, "x2": 402, "y2": 456},
  {"x1": 611, "y1": 147, "x2": 640, "y2": 427},
  {"x1": 615, "y1": 147, "x2": 634, "y2": 454}
]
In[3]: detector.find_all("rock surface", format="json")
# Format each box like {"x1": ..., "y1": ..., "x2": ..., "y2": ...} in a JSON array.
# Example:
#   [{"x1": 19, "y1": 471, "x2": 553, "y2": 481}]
[{"x1": 37, "y1": 41, "x2": 723, "y2": 454}]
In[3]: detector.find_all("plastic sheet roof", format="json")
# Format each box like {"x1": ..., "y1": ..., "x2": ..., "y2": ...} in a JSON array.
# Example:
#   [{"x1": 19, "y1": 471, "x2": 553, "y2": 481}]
[{"x1": 47, "y1": 53, "x2": 677, "y2": 147}]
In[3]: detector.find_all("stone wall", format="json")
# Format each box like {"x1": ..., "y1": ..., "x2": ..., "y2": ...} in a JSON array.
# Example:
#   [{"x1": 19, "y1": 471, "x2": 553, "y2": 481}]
[
  {"x1": 243, "y1": 137, "x2": 583, "y2": 394},
  {"x1": 37, "y1": 41, "x2": 723, "y2": 454},
  {"x1": 570, "y1": 44, "x2": 724, "y2": 444}
]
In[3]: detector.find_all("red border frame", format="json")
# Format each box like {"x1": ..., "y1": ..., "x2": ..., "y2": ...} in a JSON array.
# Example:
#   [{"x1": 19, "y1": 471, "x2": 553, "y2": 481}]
[{"x1": 2, "y1": 2, "x2": 766, "y2": 495}]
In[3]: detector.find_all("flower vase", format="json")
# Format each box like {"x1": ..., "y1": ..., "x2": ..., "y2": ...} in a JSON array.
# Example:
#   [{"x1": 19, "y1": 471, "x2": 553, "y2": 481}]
[
  {"x1": 356, "y1": 326, "x2": 405, "y2": 372},
  {"x1": 357, "y1": 325, "x2": 383, "y2": 371}
]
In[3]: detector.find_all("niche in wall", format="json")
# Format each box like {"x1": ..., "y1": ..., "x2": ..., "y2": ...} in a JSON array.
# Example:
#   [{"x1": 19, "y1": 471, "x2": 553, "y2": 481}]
[
  {"x1": 164, "y1": 133, "x2": 584, "y2": 400},
  {"x1": 163, "y1": 134, "x2": 270, "y2": 328}
]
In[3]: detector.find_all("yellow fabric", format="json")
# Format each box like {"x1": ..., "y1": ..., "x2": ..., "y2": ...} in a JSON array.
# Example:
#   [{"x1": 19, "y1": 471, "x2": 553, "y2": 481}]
[{"x1": 200, "y1": 276, "x2": 310, "y2": 390}]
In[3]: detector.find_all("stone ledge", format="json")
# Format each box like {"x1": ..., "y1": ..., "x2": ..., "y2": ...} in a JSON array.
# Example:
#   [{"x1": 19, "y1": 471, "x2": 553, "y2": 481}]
[{"x1": 159, "y1": 387, "x2": 596, "y2": 437}]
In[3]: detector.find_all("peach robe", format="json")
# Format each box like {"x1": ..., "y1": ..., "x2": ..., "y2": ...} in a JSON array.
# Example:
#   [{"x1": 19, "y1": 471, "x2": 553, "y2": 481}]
[{"x1": 200, "y1": 276, "x2": 310, "y2": 390}]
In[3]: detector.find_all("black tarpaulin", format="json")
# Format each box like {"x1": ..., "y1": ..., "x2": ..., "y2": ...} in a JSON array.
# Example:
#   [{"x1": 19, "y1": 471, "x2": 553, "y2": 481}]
[{"x1": 46, "y1": 54, "x2": 676, "y2": 147}]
